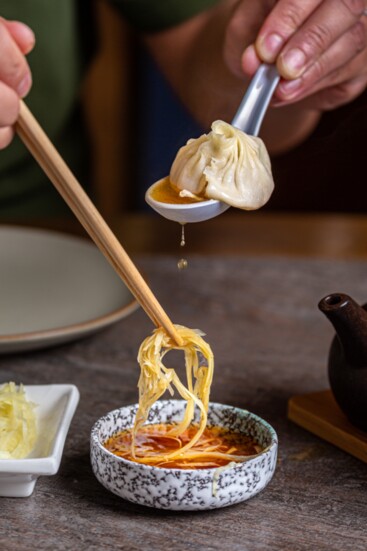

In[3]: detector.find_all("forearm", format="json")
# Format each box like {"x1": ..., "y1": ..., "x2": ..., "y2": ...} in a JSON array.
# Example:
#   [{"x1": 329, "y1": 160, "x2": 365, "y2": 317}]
[{"x1": 143, "y1": 2, "x2": 241, "y2": 127}]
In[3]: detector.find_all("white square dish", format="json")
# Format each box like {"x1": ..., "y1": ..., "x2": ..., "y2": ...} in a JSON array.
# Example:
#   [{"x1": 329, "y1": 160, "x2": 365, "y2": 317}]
[{"x1": 0, "y1": 384, "x2": 79, "y2": 497}]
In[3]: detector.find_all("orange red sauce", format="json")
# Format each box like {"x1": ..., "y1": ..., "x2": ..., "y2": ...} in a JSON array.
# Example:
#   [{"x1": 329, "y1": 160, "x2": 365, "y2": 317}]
[
  {"x1": 104, "y1": 423, "x2": 263, "y2": 469},
  {"x1": 150, "y1": 178, "x2": 203, "y2": 205}
]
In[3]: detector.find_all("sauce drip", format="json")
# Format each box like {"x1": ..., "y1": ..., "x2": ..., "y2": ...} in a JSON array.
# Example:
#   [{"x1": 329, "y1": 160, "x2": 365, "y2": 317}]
[
  {"x1": 104, "y1": 423, "x2": 263, "y2": 469},
  {"x1": 180, "y1": 224, "x2": 186, "y2": 247},
  {"x1": 178, "y1": 224, "x2": 188, "y2": 270}
]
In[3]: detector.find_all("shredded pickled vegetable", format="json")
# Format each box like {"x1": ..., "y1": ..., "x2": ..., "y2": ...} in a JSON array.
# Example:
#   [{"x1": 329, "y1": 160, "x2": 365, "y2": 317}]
[
  {"x1": 132, "y1": 325, "x2": 213, "y2": 461},
  {"x1": 117, "y1": 324, "x2": 261, "y2": 467},
  {"x1": 0, "y1": 382, "x2": 37, "y2": 459}
]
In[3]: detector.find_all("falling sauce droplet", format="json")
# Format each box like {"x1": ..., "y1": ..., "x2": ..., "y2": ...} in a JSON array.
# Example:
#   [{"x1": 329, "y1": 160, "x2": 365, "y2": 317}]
[
  {"x1": 178, "y1": 224, "x2": 188, "y2": 270},
  {"x1": 180, "y1": 224, "x2": 186, "y2": 247},
  {"x1": 177, "y1": 258, "x2": 188, "y2": 270}
]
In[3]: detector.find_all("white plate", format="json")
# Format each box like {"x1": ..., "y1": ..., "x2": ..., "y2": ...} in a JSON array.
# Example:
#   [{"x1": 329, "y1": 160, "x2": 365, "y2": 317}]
[
  {"x1": 0, "y1": 226, "x2": 138, "y2": 353},
  {"x1": 0, "y1": 384, "x2": 79, "y2": 497}
]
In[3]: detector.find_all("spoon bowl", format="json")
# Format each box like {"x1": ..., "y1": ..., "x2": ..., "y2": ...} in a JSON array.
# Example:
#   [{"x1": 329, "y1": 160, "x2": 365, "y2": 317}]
[
  {"x1": 145, "y1": 179, "x2": 230, "y2": 224},
  {"x1": 145, "y1": 64, "x2": 279, "y2": 224}
]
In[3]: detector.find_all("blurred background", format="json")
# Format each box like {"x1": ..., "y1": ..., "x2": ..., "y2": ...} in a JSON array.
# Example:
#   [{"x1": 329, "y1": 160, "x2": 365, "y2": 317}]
[
  {"x1": 83, "y1": 1, "x2": 203, "y2": 220},
  {"x1": 83, "y1": 2, "x2": 367, "y2": 221}
]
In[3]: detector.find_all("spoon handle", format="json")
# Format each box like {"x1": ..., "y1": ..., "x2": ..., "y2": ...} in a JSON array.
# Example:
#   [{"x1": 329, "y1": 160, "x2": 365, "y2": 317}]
[{"x1": 231, "y1": 64, "x2": 280, "y2": 137}]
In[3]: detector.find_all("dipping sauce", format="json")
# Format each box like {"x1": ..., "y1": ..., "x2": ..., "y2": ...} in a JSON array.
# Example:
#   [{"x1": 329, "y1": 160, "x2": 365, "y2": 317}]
[
  {"x1": 104, "y1": 423, "x2": 263, "y2": 469},
  {"x1": 150, "y1": 177, "x2": 203, "y2": 205}
]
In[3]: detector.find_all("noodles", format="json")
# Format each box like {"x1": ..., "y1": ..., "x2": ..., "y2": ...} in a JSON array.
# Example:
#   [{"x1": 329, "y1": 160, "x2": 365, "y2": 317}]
[
  {"x1": 104, "y1": 324, "x2": 264, "y2": 468},
  {"x1": 132, "y1": 325, "x2": 213, "y2": 462}
]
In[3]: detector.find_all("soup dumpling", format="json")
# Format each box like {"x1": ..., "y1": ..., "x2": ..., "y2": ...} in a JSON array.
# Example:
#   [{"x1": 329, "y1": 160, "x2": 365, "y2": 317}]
[{"x1": 169, "y1": 120, "x2": 274, "y2": 210}]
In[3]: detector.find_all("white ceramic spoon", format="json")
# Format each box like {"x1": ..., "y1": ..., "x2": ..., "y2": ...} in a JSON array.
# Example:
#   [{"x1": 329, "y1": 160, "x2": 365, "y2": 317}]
[{"x1": 145, "y1": 64, "x2": 279, "y2": 224}]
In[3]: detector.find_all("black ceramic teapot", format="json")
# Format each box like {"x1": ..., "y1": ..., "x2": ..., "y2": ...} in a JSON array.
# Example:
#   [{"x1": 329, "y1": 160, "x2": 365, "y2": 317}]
[{"x1": 318, "y1": 293, "x2": 367, "y2": 432}]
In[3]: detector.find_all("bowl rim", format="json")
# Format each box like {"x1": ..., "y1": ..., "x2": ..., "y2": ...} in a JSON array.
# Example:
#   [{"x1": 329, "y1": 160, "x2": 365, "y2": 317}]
[{"x1": 91, "y1": 399, "x2": 278, "y2": 474}]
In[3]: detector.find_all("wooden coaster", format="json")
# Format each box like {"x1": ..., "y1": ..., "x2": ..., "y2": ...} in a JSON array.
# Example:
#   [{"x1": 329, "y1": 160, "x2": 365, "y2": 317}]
[{"x1": 288, "y1": 389, "x2": 367, "y2": 463}]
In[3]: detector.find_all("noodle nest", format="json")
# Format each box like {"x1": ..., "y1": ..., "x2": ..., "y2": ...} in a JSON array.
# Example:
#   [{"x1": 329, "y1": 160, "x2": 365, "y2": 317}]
[
  {"x1": 132, "y1": 325, "x2": 212, "y2": 462},
  {"x1": 126, "y1": 325, "x2": 255, "y2": 466}
]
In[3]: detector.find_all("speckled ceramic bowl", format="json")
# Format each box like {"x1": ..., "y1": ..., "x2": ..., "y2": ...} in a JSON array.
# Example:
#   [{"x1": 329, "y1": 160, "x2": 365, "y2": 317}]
[{"x1": 90, "y1": 400, "x2": 278, "y2": 511}]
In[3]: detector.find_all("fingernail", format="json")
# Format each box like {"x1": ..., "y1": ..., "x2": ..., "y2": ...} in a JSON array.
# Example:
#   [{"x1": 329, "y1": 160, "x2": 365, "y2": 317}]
[
  {"x1": 280, "y1": 48, "x2": 306, "y2": 78},
  {"x1": 17, "y1": 73, "x2": 32, "y2": 97},
  {"x1": 257, "y1": 33, "x2": 283, "y2": 62},
  {"x1": 278, "y1": 78, "x2": 302, "y2": 97},
  {"x1": 18, "y1": 22, "x2": 35, "y2": 45}
]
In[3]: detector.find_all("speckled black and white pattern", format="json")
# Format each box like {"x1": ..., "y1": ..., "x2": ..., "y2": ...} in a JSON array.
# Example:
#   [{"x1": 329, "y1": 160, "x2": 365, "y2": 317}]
[{"x1": 90, "y1": 400, "x2": 278, "y2": 511}]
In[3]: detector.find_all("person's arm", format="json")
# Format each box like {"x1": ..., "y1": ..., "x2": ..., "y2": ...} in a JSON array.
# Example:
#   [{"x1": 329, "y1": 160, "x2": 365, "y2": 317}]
[
  {"x1": 242, "y1": 0, "x2": 367, "y2": 110},
  {"x1": 144, "y1": 0, "x2": 367, "y2": 155},
  {"x1": 143, "y1": 0, "x2": 320, "y2": 155},
  {"x1": 0, "y1": 18, "x2": 34, "y2": 149}
]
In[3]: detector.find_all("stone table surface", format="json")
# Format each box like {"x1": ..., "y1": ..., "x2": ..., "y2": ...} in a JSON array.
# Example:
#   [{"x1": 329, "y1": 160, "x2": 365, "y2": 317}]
[
  {"x1": 1, "y1": 245, "x2": 367, "y2": 551},
  {"x1": 0, "y1": 251, "x2": 367, "y2": 551}
]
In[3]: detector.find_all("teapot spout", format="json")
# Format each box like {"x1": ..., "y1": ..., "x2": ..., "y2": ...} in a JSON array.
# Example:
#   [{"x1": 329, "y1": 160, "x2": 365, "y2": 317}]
[
  {"x1": 318, "y1": 293, "x2": 367, "y2": 368},
  {"x1": 318, "y1": 293, "x2": 367, "y2": 431}
]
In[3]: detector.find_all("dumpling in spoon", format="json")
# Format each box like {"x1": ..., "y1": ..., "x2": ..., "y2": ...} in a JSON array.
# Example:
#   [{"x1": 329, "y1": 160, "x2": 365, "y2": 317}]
[{"x1": 170, "y1": 120, "x2": 274, "y2": 210}]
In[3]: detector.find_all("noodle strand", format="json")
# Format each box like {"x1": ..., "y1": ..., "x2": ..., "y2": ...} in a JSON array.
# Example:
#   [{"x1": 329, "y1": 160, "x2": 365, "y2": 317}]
[{"x1": 132, "y1": 325, "x2": 213, "y2": 461}]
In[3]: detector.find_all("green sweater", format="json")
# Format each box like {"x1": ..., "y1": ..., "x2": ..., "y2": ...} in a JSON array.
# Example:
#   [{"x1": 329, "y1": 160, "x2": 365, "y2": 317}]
[{"x1": 0, "y1": 0, "x2": 219, "y2": 218}]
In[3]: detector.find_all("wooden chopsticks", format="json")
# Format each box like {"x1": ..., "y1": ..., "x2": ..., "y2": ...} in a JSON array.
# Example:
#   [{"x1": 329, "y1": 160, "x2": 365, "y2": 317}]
[{"x1": 15, "y1": 100, "x2": 183, "y2": 346}]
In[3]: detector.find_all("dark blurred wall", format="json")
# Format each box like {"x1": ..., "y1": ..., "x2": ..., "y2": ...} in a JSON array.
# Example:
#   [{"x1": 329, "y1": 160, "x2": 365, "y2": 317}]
[{"x1": 135, "y1": 50, "x2": 203, "y2": 210}]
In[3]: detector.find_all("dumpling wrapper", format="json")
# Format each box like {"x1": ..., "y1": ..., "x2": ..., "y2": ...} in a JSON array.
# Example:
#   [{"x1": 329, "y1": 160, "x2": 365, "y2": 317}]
[{"x1": 169, "y1": 120, "x2": 274, "y2": 210}]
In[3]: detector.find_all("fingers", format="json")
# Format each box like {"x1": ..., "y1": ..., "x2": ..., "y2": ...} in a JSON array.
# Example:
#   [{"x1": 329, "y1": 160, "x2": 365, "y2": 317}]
[
  {"x1": 276, "y1": 19, "x2": 367, "y2": 101},
  {"x1": 277, "y1": 0, "x2": 366, "y2": 79},
  {"x1": 256, "y1": 0, "x2": 367, "y2": 80},
  {"x1": 0, "y1": 81, "x2": 19, "y2": 150},
  {"x1": 256, "y1": 0, "x2": 322, "y2": 64},
  {"x1": 0, "y1": 19, "x2": 32, "y2": 97},
  {"x1": 0, "y1": 81, "x2": 20, "y2": 126},
  {"x1": 0, "y1": 17, "x2": 33, "y2": 149},
  {"x1": 273, "y1": 43, "x2": 367, "y2": 110},
  {"x1": 0, "y1": 18, "x2": 35, "y2": 55},
  {"x1": 283, "y1": 74, "x2": 367, "y2": 112},
  {"x1": 0, "y1": 17, "x2": 31, "y2": 149},
  {"x1": 241, "y1": 44, "x2": 262, "y2": 76}
]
